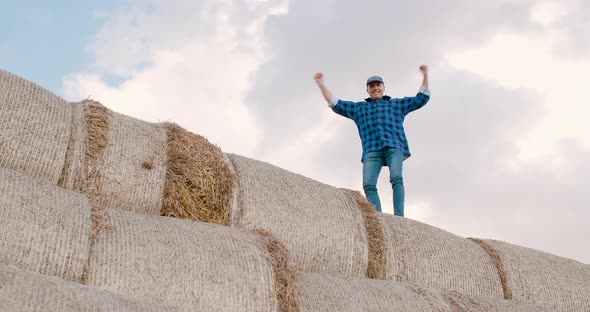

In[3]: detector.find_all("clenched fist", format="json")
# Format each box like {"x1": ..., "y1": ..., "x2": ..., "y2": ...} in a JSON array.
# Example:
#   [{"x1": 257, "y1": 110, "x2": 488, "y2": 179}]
[
  {"x1": 419, "y1": 65, "x2": 428, "y2": 75},
  {"x1": 314, "y1": 72, "x2": 324, "y2": 84}
]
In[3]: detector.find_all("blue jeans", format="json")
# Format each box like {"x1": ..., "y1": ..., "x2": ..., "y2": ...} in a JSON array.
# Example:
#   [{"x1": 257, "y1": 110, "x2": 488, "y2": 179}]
[{"x1": 362, "y1": 148, "x2": 405, "y2": 216}]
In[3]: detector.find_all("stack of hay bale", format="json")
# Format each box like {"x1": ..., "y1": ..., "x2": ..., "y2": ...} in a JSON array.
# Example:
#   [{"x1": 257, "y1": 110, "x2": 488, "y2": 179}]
[{"x1": 1, "y1": 69, "x2": 588, "y2": 311}]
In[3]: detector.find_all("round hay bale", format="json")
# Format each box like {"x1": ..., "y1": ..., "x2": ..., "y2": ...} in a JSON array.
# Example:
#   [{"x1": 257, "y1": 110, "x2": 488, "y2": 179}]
[
  {"x1": 0, "y1": 69, "x2": 72, "y2": 184},
  {"x1": 0, "y1": 168, "x2": 92, "y2": 282},
  {"x1": 225, "y1": 153, "x2": 368, "y2": 277},
  {"x1": 479, "y1": 239, "x2": 590, "y2": 312},
  {"x1": 300, "y1": 273, "x2": 450, "y2": 312},
  {"x1": 161, "y1": 122, "x2": 234, "y2": 225},
  {"x1": 74, "y1": 100, "x2": 168, "y2": 216},
  {"x1": 379, "y1": 214, "x2": 504, "y2": 298},
  {"x1": 86, "y1": 209, "x2": 280, "y2": 311},
  {"x1": 0, "y1": 264, "x2": 178, "y2": 312}
]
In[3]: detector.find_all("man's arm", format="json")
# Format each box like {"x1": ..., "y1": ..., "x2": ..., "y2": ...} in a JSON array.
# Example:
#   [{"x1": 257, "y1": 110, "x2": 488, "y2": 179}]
[
  {"x1": 314, "y1": 72, "x2": 357, "y2": 119},
  {"x1": 401, "y1": 65, "x2": 431, "y2": 115},
  {"x1": 314, "y1": 72, "x2": 338, "y2": 107},
  {"x1": 419, "y1": 65, "x2": 430, "y2": 96}
]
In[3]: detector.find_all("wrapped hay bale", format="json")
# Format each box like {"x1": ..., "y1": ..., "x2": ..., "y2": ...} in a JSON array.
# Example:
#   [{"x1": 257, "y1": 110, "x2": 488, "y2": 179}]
[
  {"x1": 75, "y1": 104, "x2": 234, "y2": 221},
  {"x1": 87, "y1": 209, "x2": 299, "y2": 312},
  {"x1": 474, "y1": 239, "x2": 590, "y2": 312},
  {"x1": 0, "y1": 264, "x2": 178, "y2": 312},
  {"x1": 301, "y1": 273, "x2": 553, "y2": 312},
  {"x1": 0, "y1": 168, "x2": 92, "y2": 282},
  {"x1": 225, "y1": 153, "x2": 369, "y2": 277},
  {"x1": 379, "y1": 213, "x2": 504, "y2": 298},
  {"x1": 0, "y1": 69, "x2": 73, "y2": 185},
  {"x1": 74, "y1": 100, "x2": 168, "y2": 216}
]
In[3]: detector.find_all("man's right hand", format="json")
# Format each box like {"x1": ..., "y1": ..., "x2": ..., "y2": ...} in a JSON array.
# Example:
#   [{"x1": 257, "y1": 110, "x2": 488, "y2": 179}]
[{"x1": 314, "y1": 72, "x2": 324, "y2": 85}]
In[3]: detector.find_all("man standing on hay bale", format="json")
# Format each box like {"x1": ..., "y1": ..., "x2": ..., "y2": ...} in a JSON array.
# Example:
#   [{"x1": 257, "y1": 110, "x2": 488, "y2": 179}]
[{"x1": 314, "y1": 65, "x2": 430, "y2": 217}]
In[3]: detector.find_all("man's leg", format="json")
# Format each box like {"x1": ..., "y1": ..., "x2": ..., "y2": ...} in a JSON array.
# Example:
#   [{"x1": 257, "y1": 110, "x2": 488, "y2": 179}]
[
  {"x1": 385, "y1": 148, "x2": 405, "y2": 217},
  {"x1": 362, "y1": 151, "x2": 383, "y2": 212}
]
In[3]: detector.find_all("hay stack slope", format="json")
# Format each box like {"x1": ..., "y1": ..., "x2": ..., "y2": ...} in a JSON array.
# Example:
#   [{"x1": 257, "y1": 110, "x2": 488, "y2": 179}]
[
  {"x1": 300, "y1": 273, "x2": 552, "y2": 312},
  {"x1": 87, "y1": 209, "x2": 280, "y2": 311},
  {"x1": 226, "y1": 153, "x2": 368, "y2": 277},
  {"x1": 481, "y1": 239, "x2": 590, "y2": 312},
  {"x1": 0, "y1": 264, "x2": 178, "y2": 312},
  {"x1": 379, "y1": 213, "x2": 504, "y2": 298},
  {"x1": 0, "y1": 168, "x2": 92, "y2": 282},
  {"x1": 0, "y1": 69, "x2": 72, "y2": 184}
]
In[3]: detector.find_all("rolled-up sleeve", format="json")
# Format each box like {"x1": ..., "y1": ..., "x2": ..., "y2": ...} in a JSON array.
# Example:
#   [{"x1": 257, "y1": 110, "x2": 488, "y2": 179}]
[
  {"x1": 328, "y1": 95, "x2": 339, "y2": 107},
  {"x1": 419, "y1": 85, "x2": 431, "y2": 96}
]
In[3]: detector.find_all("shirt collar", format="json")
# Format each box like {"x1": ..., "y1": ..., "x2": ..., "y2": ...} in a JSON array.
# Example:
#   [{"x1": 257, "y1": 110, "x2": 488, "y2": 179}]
[{"x1": 365, "y1": 95, "x2": 391, "y2": 102}]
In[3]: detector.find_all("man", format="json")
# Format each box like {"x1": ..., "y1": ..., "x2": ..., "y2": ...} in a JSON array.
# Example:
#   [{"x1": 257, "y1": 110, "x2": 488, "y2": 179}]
[{"x1": 313, "y1": 66, "x2": 430, "y2": 217}]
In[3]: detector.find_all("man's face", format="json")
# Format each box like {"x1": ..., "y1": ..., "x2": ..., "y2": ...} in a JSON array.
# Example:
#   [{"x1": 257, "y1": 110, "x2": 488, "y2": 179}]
[{"x1": 367, "y1": 82, "x2": 384, "y2": 100}]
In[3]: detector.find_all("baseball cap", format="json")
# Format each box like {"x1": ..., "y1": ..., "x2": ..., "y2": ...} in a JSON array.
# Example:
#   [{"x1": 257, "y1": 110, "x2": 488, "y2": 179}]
[{"x1": 366, "y1": 75, "x2": 384, "y2": 85}]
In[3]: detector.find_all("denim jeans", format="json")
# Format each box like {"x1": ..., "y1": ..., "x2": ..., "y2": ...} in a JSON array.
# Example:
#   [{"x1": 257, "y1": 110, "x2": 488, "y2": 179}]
[{"x1": 362, "y1": 147, "x2": 405, "y2": 216}]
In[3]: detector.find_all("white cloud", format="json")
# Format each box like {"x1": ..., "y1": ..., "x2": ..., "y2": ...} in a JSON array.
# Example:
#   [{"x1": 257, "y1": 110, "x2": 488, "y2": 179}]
[
  {"x1": 445, "y1": 30, "x2": 590, "y2": 162},
  {"x1": 63, "y1": 0, "x2": 287, "y2": 155},
  {"x1": 530, "y1": 0, "x2": 568, "y2": 26}
]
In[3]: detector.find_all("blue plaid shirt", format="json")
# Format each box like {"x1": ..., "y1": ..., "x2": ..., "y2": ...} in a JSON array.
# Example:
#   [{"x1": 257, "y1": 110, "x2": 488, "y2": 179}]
[{"x1": 331, "y1": 87, "x2": 430, "y2": 162}]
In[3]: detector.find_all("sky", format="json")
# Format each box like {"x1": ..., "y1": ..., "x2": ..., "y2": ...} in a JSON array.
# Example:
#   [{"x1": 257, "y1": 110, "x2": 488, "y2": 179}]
[{"x1": 1, "y1": 0, "x2": 588, "y2": 264}]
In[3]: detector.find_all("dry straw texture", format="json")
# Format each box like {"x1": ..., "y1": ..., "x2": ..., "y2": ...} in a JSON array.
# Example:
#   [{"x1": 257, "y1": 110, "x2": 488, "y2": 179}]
[
  {"x1": 87, "y1": 209, "x2": 278, "y2": 311},
  {"x1": 74, "y1": 99, "x2": 110, "y2": 204},
  {"x1": 69, "y1": 100, "x2": 113, "y2": 285},
  {"x1": 0, "y1": 69, "x2": 71, "y2": 184},
  {"x1": 379, "y1": 214, "x2": 504, "y2": 298},
  {"x1": 340, "y1": 189, "x2": 387, "y2": 279},
  {"x1": 0, "y1": 264, "x2": 178, "y2": 312},
  {"x1": 226, "y1": 153, "x2": 368, "y2": 277},
  {"x1": 162, "y1": 122, "x2": 234, "y2": 225},
  {"x1": 468, "y1": 238, "x2": 512, "y2": 299},
  {"x1": 481, "y1": 239, "x2": 590, "y2": 312},
  {"x1": 300, "y1": 273, "x2": 450, "y2": 312},
  {"x1": 0, "y1": 168, "x2": 92, "y2": 282},
  {"x1": 58, "y1": 103, "x2": 87, "y2": 191},
  {"x1": 443, "y1": 292, "x2": 554, "y2": 312},
  {"x1": 93, "y1": 110, "x2": 167, "y2": 215},
  {"x1": 252, "y1": 228, "x2": 302, "y2": 312}
]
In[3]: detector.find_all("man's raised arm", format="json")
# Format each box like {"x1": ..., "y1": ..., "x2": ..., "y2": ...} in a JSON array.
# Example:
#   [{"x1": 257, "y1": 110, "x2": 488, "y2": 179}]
[
  {"x1": 419, "y1": 65, "x2": 430, "y2": 95},
  {"x1": 314, "y1": 72, "x2": 338, "y2": 107}
]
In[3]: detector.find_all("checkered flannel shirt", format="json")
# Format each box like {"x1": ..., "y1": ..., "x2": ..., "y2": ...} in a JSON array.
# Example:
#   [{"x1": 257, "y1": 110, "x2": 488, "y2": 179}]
[{"x1": 330, "y1": 86, "x2": 430, "y2": 162}]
